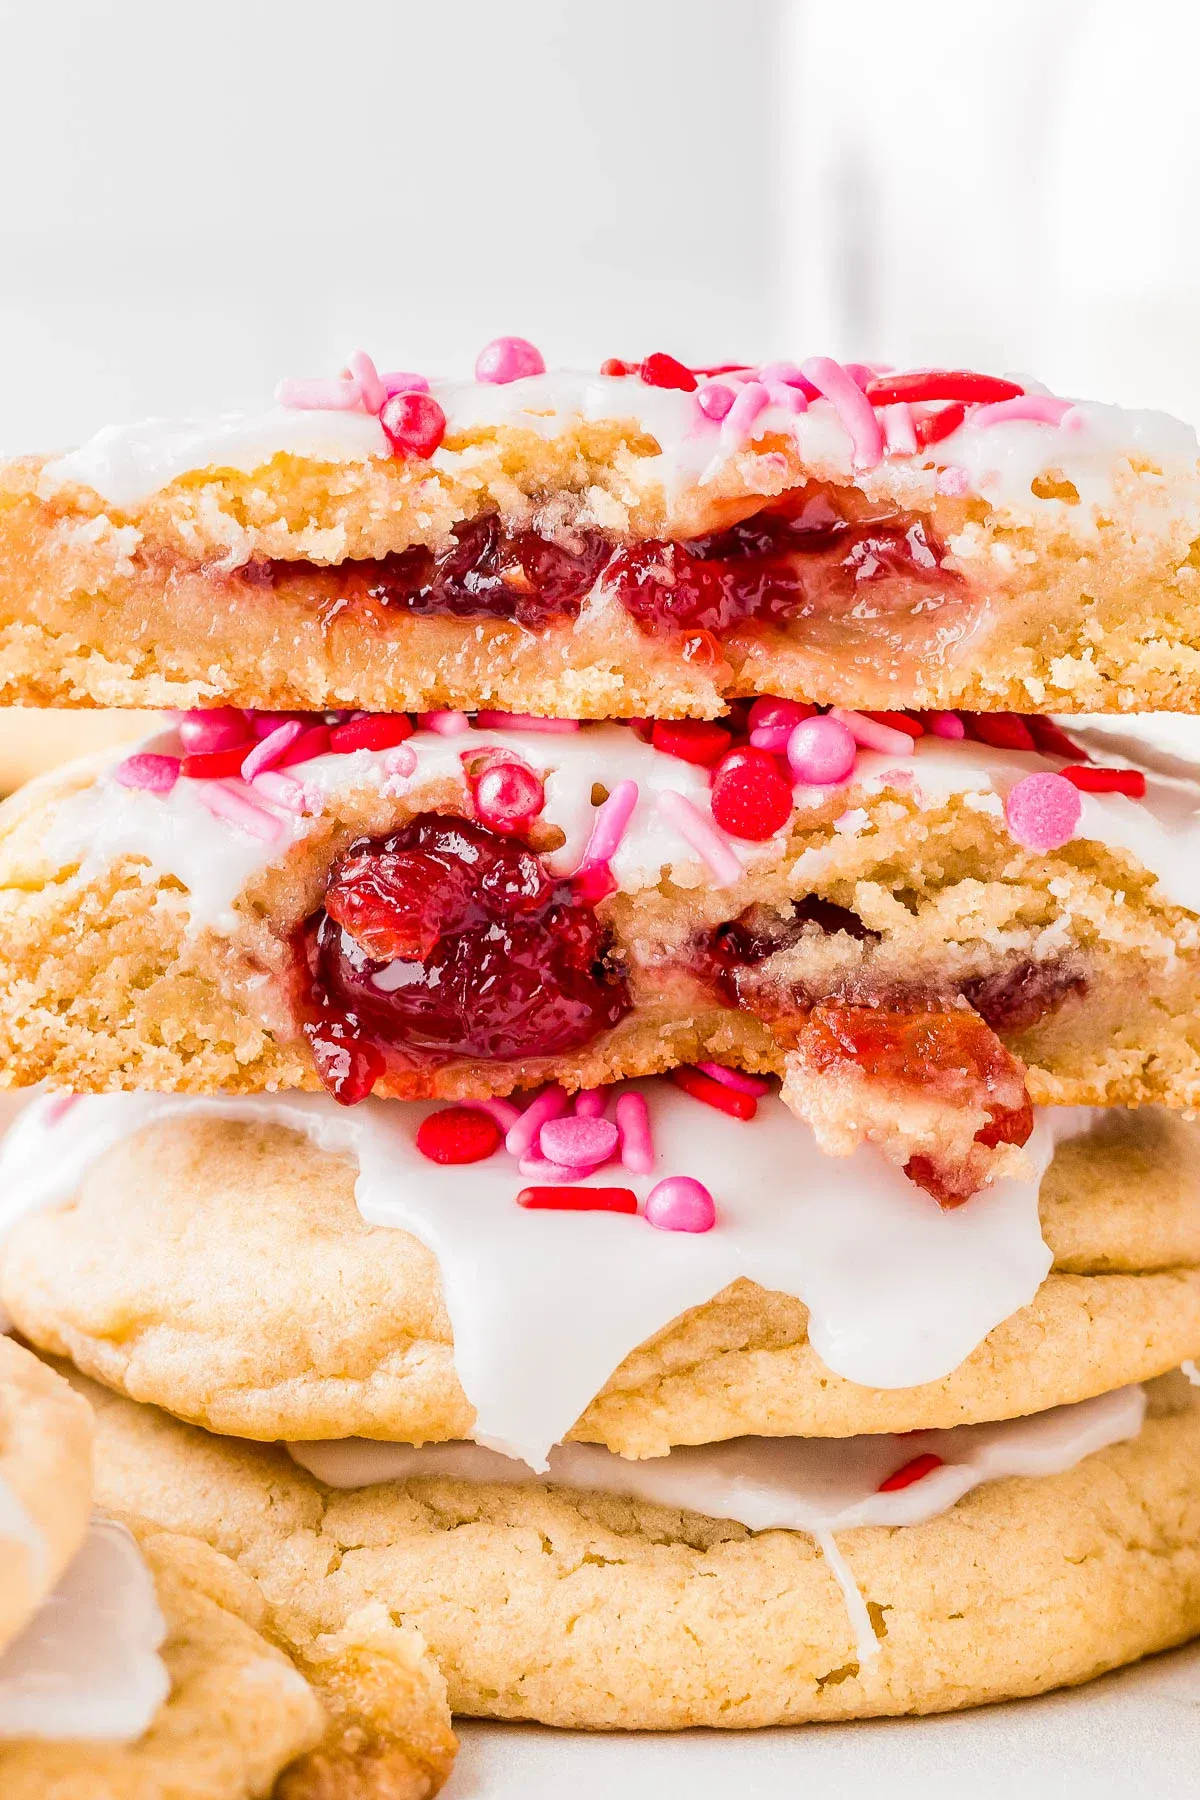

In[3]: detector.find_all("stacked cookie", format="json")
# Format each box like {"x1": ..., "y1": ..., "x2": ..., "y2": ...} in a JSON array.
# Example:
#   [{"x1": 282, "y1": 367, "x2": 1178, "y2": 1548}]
[{"x1": 3, "y1": 344, "x2": 1200, "y2": 1744}]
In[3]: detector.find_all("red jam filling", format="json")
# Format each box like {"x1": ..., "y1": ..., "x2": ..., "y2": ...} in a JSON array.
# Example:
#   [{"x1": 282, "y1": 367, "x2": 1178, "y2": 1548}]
[{"x1": 297, "y1": 813, "x2": 630, "y2": 1102}]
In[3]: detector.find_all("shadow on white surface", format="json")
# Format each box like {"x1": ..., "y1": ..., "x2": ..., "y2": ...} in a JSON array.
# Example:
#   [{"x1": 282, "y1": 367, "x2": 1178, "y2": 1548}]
[{"x1": 445, "y1": 1638, "x2": 1200, "y2": 1798}]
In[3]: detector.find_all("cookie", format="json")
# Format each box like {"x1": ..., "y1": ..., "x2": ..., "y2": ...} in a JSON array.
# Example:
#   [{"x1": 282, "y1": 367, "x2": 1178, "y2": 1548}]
[
  {"x1": 0, "y1": 1337, "x2": 93, "y2": 1655},
  {"x1": 4, "y1": 354, "x2": 1200, "y2": 718},
  {"x1": 80, "y1": 1371, "x2": 1200, "y2": 1729}
]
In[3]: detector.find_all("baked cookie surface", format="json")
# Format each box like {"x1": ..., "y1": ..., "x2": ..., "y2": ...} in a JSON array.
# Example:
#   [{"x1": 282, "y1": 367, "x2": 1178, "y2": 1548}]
[{"x1": 0, "y1": 1337, "x2": 93, "y2": 1654}]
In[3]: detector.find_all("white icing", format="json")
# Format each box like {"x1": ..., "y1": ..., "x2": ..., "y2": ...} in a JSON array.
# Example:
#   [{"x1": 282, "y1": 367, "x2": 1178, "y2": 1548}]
[
  {"x1": 40, "y1": 718, "x2": 1200, "y2": 942},
  {"x1": 0, "y1": 1516, "x2": 169, "y2": 1741},
  {"x1": 288, "y1": 1385, "x2": 1146, "y2": 1666},
  {"x1": 0, "y1": 1083, "x2": 1095, "y2": 1469}
]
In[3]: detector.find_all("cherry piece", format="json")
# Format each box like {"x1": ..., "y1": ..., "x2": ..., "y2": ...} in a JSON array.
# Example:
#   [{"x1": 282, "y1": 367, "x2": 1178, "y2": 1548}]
[
  {"x1": 1058, "y1": 764, "x2": 1146, "y2": 798},
  {"x1": 877, "y1": 1451, "x2": 944, "y2": 1493},
  {"x1": 710, "y1": 747, "x2": 793, "y2": 841},
  {"x1": 180, "y1": 746, "x2": 252, "y2": 780},
  {"x1": 649, "y1": 720, "x2": 732, "y2": 766},
  {"x1": 670, "y1": 1065, "x2": 757, "y2": 1120},
  {"x1": 865, "y1": 371, "x2": 1023, "y2": 406},
  {"x1": 329, "y1": 715, "x2": 414, "y2": 754},
  {"x1": 416, "y1": 1105, "x2": 502, "y2": 1165},
  {"x1": 380, "y1": 391, "x2": 447, "y2": 458},
  {"x1": 305, "y1": 1018, "x2": 386, "y2": 1106},
  {"x1": 639, "y1": 353, "x2": 698, "y2": 392},
  {"x1": 516, "y1": 1185, "x2": 639, "y2": 1212}
]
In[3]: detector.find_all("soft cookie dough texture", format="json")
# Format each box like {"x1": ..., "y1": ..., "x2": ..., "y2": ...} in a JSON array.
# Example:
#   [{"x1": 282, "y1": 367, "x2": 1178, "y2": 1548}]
[
  {"x1": 7, "y1": 1109, "x2": 1200, "y2": 1456},
  {"x1": 83, "y1": 1371, "x2": 1200, "y2": 1730},
  {"x1": 0, "y1": 1337, "x2": 94, "y2": 1653}
]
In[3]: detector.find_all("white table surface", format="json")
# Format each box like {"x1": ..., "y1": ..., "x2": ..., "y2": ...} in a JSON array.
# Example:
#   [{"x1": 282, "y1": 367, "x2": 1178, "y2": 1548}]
[{"x1": 444, "y1": 1640, "x2": 1200, "y2": 1798}]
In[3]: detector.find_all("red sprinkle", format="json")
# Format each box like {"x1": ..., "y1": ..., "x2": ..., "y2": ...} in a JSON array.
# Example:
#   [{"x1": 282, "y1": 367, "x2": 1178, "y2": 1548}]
[
  {"x1": 877, "y1": 1451, "x2": 945, "y2": 1493},
  {"x1": 572, "y1": 862, "x2": 618, "y2": 906},
  {"x1": 180, "y1": 746, "x2": 251, "y2": 779},
  {"x1": 329, "y1": 715, "x2": 414, "y2": 754},
  {"x1": 969, "y1": 713, "x2": 1037, "y2": 752},
  {"x1": 638, "y1": 352, "x2": 698, "y2": 392},
  {"x1": 600, "y1": 358, "x2": 638, "y2": 377},
  {"x1": 670, "y1": 1065, "x2": 757, "y2": 1121},
  {"x1": 1059, "y1": 764, "x2": 1146, "y2": 798},
  {"x1": 1028, "y1": 716, "x2": 1090, "y2": 762},
  {"x1": 913, "y1": 402, "x2": 966, "y2": 448},
  {"x1": 416, "y1": 1106, "x2": 502, "y2": 1165},
  {"x1": 650, "y1": 719, "x2": 732, "y2": 766},
  {"x1": 710, "y1": 748, "x2": 794, "y2": 842},
  {"x1": 865, "y1": 370, "x2": 1024, "y2": 407},
  {"x1": 278, "y1": 724, "x2": 332, "y2": 768},
  {"x1": 380, "y1": 391, "x2": 447, "y2": 458},
  {"x1": 863, "y1": 710, "x2": 925, "y2": 738},
  {"x1": 516, "y1": 1185, "x2": 639, "y2": 1213}
]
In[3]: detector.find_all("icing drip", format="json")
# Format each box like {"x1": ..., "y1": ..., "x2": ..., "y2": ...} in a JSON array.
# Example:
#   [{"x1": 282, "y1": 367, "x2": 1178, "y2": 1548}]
[
  {"x1": 288, "y1": 1385, "x2": 1147, "y2": 1666},
  {"x1": 0, "y1": 1083, "x2": 1096, "y2": 1468},
  {"x1": 0, "y1": 1517, "x2": 168, "y2": 1741}
]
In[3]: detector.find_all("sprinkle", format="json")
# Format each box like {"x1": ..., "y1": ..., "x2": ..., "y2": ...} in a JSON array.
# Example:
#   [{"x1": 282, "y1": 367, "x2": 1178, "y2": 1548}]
[
  {"x1": 578, "y1": 779, "x2": 639, "y2": 872},
  {"x1": 644, "y1": 1176, "x2": 716, "y2": 1233},
  {"x1": 277, "y1": 724, "x2": 331, "y2": 768},
  {"x1": 181, "y1": 745, "x2": 253, "y2": 780},
  {"x1": 863, "y1": 710, "x2": 924, "y2": 739},
  {"x1": 574, "y1": 1089, "x2": 609, "y2": 1117},
  {"x1": 193, "y1": 780, "x2": 284, "y2": 841},
  {"x1": 516, "y1": 1186, "x2": 638, "y2": 1214},
  {"x1": 970, "y1": 713, "x2": 1036, "y2": 753},
  {"x1": 655, "y1": 789, "x2": 743, "y2": 886},
  {"x1": 275, "y1": 376, "x2": 361, "y2": 410},
  {"x1": 927, "y1": 711, "x2": 966, "y2": 739},
  {"x1": 240, "y1": 720, "x2": 304, "y2": 780},
  {"x1": 671, "y1": 1065, "x2": 757, "y2": 1121},
  {"x1": 475, "y1": 336, "x2": 547, "y2": 384},
  {"x1": 459, "y1": 1096, "x2": 523, "y2": 1131},
  {"x1": 877, "y1": 1451, "x2": 944, "y2": 1493},
  {"x1": 380, "y1": 370, "x2": 431, "y2": 395},
  {"x1": 639, "y1": 352, "x2": 697, "y2": 392},
  {"x1": 178, "y1": 707, "x2": 252, "y2": 754},
  {"x1": 380, "y1": 391, "x2": 447, "y2": 458},
  {"x1": 328, "y1": 714, "x2": 415, "y2": 755},
  {"x1": 748, "y1": 697, "x2": 816, "y2": 752},
  {"x1": 763, "y1": 380, "x2": 808, "y2": 413},
  {"x1": 505, "y1": 1086, "x2": 570, "y2": 1158},
  {"x1": 915, "y1": 402, "x2": 966, "y2": 448},
  {"x1": 539, "y1": 1116, "x2": 619, "y2": 1168},
  {"x1": 1028, "y1": 716, "x2": 1089, "y2": 762},
  {"x1": 1004, "y1": 772, "x2": 1082, "y2": 852},
  {"x1": 720, "y1": 379, "x2": 771, "y2": 447},
  {"x1": 347, "y1": 350, "x2": 388, "y2": 414},
  {"x1": 383, "y1": 744, "x2": 418, "y2": 782},
  {"x1": 935, "y1": 467, "x2": 970, "y2": 496},
  {"x1": 799, "y1": 356, "x2": 884, "y2": 470},
  {"x1": 757, "y1": 360, "x2": 818, "y2": 397},
  {"x1": 697, "y1": 382, "x2": 736, "y2": 421},
  {"x1": 517, "y1": 1154, "x2": 595, "y2": 1181},
  {"x1": 250, "y1": 769, "x2": 308, "y2": 812},
  {"x1": 695, "y1": 1063, "x2": 772, "y2": 1097},
  {"x1": 419, "y1": 710, "x2": 472, "y2": 737},
  {"x1": 416, "y1": 1106, "x2": 502, "y2": 1166},
  {"x1": 709, "y1": 748, "x2": 793, "y2": 841},
  {"x1": 880, "y1": 403, "x2": 918, "y2": 456},
  {"x1": 786, "y1": 714, "x2": 857, "y2": 785},
  {"x1": 970, "y1": 395, "x2": 1073, "y2": 429},
  {"x1": 615, "y1": 1092, "x2": 654, "y2": 1174},
  {"x1": 865, "y1": 370, "x2": 1023, "y2": 407},
  {"x1": 42, "y1": 1092, "x2": 81, "y2": 1126},
  {"x1": 475, "y1": 712, "x2": 580, "y2": 733},
  {"x1": 1059, "y1": 764, "x2": 1146, "y2": 799},
  {"x1": 650, "y1": 720, "x2": 731, "y2": 766},
  {"x1": 113, "y1": 752, "x2": 180, "y2": 794},
  {"x1": 829, "y1": 708, "x2": 916, "y2": 758}
]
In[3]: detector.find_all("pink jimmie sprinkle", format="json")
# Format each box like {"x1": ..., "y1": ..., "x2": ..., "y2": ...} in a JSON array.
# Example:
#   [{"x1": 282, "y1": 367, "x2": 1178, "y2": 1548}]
[
  {"x1": 928, "y1": 711, "x2": 966, "y2": 740},
  {"x1": 574, "y1": 1089, "x2": 608, "y2": 1117},
  {"x1": 240, "y1": 720, "x2": 304, "y2": 780},
  {"x1": 275, "y1": 376, "x2": 361, "y2": 410},
  {"x1": 881, "y1": 403, "x2": 918, "y2": 456},
  {"x1": 113, "y1": 752, "x2": 180, "y2": 794},
  {"x1": 830, "y1": 708, "x2": 916, "y2": 758},
  {"x1": 655, "y1": 790, "x2": 742, "y2": 886},
  {"x1": 615, "y1": 1091, "x2": 654, "y2": 1175},
  {"x1": 696, "y1": 1062, "x2": 772, "y2": 1097},
  {"x1": 380, "y1": 371, "x2": 431, "y2": 396},
  {"x1": 419, "y1": 710, "x2": 472, "y2": 737},
  {"x1": 460, "y1": 1096, "x2": 523, "y2": 1132},
  {"x1": 505, "y1": 1086, "x2": 569, "y2": 1159},
  {"x1": 475, "y1": 712, "x2": 580, "y2": 733},
  {"x1": 763, "y1": 380, "x2": 808, "y2": 413},
  {"x1": 971, "y1": 395, "x2": 1073, "y2": 429},
  {"x1": 720, "y1": 380, "x2": 771, "y2": 447},
  {"x1": 1004, "y1": 772, "x2": 1082, "y2": 853},
  {"x1": 697, "y1": 382, "x2": 736, "y2": 422},
  {"x1": 539, "y1": 1115, "x2": 619, "y2": 1169},
  {"x1": 178, "y1": 708, "x2": 250, "y2": 754},
  {"x1": 475, "y1": 336, "x2": 547, "y2": 384},
  {"x1": 800, "y1": 356, "x2": 885, "y2": 470},
  {"x1": 758, "y1": 360, "x2": 819, "y2": 397},
  {"x1": 193, "y1": 780, "x2": 284, "y2": 841},
  {"x1": 786, "y1": 714, "x2": 857, "y2": 785},
  {"x1": 43, "y1": 1092, "x2": 81, "y2": 1126},
  {"x1": 644, "y1": 1175, "x2": 716, "y2": 1233},
  {"x1": 250, "y1": 769, "x2": 308, "y2": 813},
  {"x1": 579, "y1": 779, "x2": 639, "y2": 872},
  {"x1": 348, "y1": 350, "x2": 387, "y2": 415}
]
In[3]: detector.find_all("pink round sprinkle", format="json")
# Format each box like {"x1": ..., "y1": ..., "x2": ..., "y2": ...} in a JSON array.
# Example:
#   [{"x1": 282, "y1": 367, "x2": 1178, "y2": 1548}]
[
  {"x1": 177, "y1": 708, "x2": 251, "y2": 754},
  {"x1": 574, "y1": 1089, "x2": 608, "y2": 1117},
  {"x1": 475, "y1": 336, "x2": 547, "y2": 384},
  {"x1": 475, "y1": 761, "x2": 545, "y2": 833},
  {"x1": 113, "y1": 752, "x2": 180, "y2": 794},
  {"x1": 383, "y1": 744, "x2": 418, "y2": 779},
  {"x1": 644, "y1": 1176, "x2": 716, "y2": 1234},
  {"x1": 697, "y1": 382, "x2": 736, "y2": 422},
  {"x1": 829, "y1": 708, "x2": 915, "y2": 758},
  {"x1": 928, "y1": 711, "x2": 966, "y2": 740},
  {"x1": 539, "y1": 1115, "x2": 619, "y2": 1169},
  {"x1": 787, "y1": 715, "x2": 857, "y2": 786},
  {"x1": 1004, "y1": 772, "x2": 1082, "y2": 853},
  {"x1": 615, "y1": 1091, "x2": 654, "y2": 1174},
  {"x1": 695, "y1": 1062, "x2": 772, "y2": 1097},
  {"x1": 517, "y1": 1153, "x2": 595, "y2": 1181},
  {"x1": 505, "y1": 1086, "x2": 569, "y2": 1159}
]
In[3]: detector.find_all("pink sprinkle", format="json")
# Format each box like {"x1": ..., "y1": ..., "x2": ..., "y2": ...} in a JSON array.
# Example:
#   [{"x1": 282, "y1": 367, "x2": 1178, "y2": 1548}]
[
  {"x1": 250, "y1": 769, "x2": 308, "y2": 812},
  {"x1": 250, "y1": 711, "x2": 304, "y2": 739},
  {"x1": 696, "y1": 1062, "x2": 772, "y2": 1097},
  {"x1": 881, "y1": 403, "x2": 918, "y2": 456},
  {"x1": 655, "y1": 790, "x2": 742, "y2": 886},
  {"x1": 971, "y1": 395, "x2": 1073, "y2": 429},
  {"x1": 1004, "y1": 772, "x2": 1082, "y2": 853},
  {"x1": 517, "y1": 1153, "x2": 594, "y2": 1182},
  {"x1": 697, "y1": 383, "x2": 736, "y2": 422},
  {"x1": 348, "y1": 350, "x2": 387, "y2": 415},
  {"x1": 787, "y1": 715, "x2": 857, "y2": 786},
  {"x1": 475, "y1": 712, "x2": 580, "y2": 733},
  {"x1": 380, "y1": 370, "x2": 431, "y2": 396},
  {"x1": 177, "y1": 708, "x2": 250, "y2": 754},
  {"x1": 505, "y1": 1086, "x2": 569, "y2": 1159},
  {"x1": 240, "y1": 720, "x2": 304, "y2": 780},
  {"x1": 763, "y1": 380, "x2": 808, "y2": 413},
  {"x1": 644, "y1": 1175, "x2": 716, "y2": 1234},
  {"x1": 747, "y1": 696, "x2": 815, "y2": 752},
  {"x1": 275, "y1": 376, "x2": 361, "y2": 411},
  {"x1": 928, "y1": 711, "x2": 966, "y2": 740},
  {"x1": 277, "y1": 724, "x2": 330, "y2": 769},
  {"x1": 539, "y1": 1115, "x2": 619, "y2": 1169},
  {"x1": 113, "y1": 752, "x2": 180, "y2": 794},
  {"x1": 615, "y1": 1092, "x2": 654, "y2": 1175},
  {"x1": 800, "y1": 356, "x2": 885, "y2": 470},
  {"x1": 43, "y1": 1092, "x2": 81, "y2": 1126},
  {"x1": 574, "y1": 1089, "x2": 608, "y2": 1117},
  {"x1": 383, "y1": 744, "x2": 418, "y2": 779},
  {"x1": 193, "y1": 780, "x2": 284, "y2": 841},
  {"x1": 830, "y1": 708, "x2": 916, "y2": 758},
  {"x1": 459, "y1": 1096, "x2": 523, "y2": 1132},
  {"x1": 419, "y1": 710, "x2": 472, "y2": 737},
  {"x1": 475, "y1": 336, "x2": 547, "y2": 384},
  {"x1": 757, "y1": 360, "x2": 819, "y2": 397},
  {"x1": 720, "y1": 380, "x2": 771, "y2": 447},
  {"x1": 579, "y1": 779, "x2": 638, "y2": 872}
]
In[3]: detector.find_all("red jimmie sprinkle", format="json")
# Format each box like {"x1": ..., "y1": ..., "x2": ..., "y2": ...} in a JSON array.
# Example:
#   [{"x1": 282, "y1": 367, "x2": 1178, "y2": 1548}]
[
  {"x1": 600, "y1": 358, "x2": 638, "y2": 377},
  {"x1": 1059, "y1": 764, "x2": 1147, "y2": 799},
  {"x1": 639, "y1": 352, "x2": 698, "y2": 392},
  {"x1": 650, "y1": 719, "x2": 732, "y2": 766},
  {"x1": 516, "y1": 1185, "x2": 639, "y2": 1213},
  {"x1": 865, "y1": 370, "x2": 1024, "y2": 407},
  {"x1": 416, "y1": 1106, "x2": 502, "y2": 1166},
  {"x1": 863, "y1": 710, "x2": 925, "y2": 738},
  {"x1": 1028, "y1": 716, "x2": 1090, "y2": 762},
  {"x1": 329, "y1": 714, "x2": 414, "y2": 754},
  {"x1": 877, "y1": 1451, "x2": 945, "y2": 1493},
  {"x1": 968, "y1": 713, "x2": 1037, "y2": 753},
  {"x1": 913, "y1": 402, "x2": 966, "y2": 448},
  {"x1": 278, "y1": 723, "x2": 331, "y2": 768},
  {"x1": 180, "y1": 745, "x2": 251, "y2": 779},
  {"x1": 671, "y1": 1065, "x2": 757, "y2": 1121}
]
